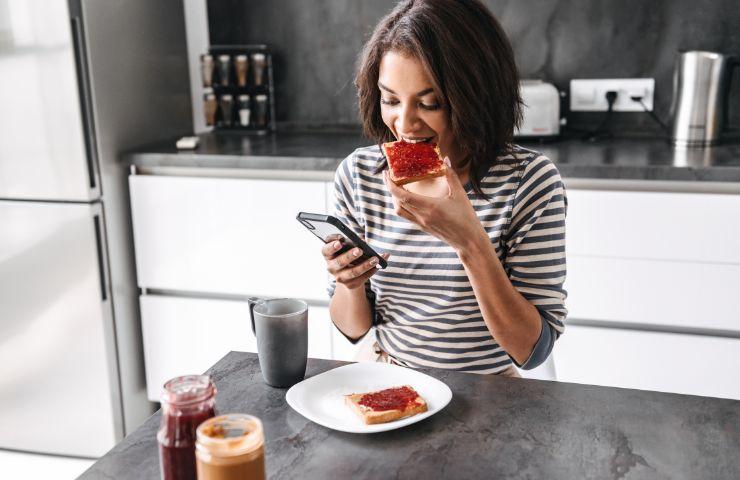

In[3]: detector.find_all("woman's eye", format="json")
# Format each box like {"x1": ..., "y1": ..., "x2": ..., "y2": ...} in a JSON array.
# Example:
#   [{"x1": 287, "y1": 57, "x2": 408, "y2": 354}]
[{"x1": 380, "y1": 98, "x2": 441, "y2": 110}]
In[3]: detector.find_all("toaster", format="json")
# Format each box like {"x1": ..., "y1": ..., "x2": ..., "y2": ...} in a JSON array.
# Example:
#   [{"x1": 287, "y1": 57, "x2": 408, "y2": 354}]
[{"x1": 515, "y1": 80, "x2": 561, "y2": 137}]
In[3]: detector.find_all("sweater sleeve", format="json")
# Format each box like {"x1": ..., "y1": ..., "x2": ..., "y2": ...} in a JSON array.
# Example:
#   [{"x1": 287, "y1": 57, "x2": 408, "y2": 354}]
[
  {"x1": 504, "y1": 155, "x2": 568, "y2": 369},
  {"x1": 327, "y1": 151, "x2": 376, "y2": 343}
]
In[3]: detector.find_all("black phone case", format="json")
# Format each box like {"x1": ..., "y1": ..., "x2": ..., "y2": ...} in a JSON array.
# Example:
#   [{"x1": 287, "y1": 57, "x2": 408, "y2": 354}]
[{"x1": 296, "y1": 212, "x2": 387, "y2": 269}]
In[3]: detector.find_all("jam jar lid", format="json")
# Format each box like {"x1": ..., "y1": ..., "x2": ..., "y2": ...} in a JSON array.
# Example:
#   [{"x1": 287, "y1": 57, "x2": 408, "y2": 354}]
[{"x1": 161, "y1": 375, "x2": 216, "y2": 406}]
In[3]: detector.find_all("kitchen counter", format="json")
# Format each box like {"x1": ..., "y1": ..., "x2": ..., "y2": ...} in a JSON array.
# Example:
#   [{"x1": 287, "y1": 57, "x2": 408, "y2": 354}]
[
  {"x1": 80, "y1": 352, "x2": 740, "y2": 479},
  {"x1": 127, "y1": 131, "x2": 740, "y2": 189}
]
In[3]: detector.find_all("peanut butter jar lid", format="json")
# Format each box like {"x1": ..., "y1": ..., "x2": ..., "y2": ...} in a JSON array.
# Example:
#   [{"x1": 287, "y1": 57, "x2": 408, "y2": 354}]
[{"x1": 196, "y1": 414, "x2": 264, "y2": 458}]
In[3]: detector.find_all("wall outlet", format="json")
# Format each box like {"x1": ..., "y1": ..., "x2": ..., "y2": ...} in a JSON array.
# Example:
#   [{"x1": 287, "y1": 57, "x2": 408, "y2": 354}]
[{"x1": 570, "y1": 78, "x2": 654, "y2": 112}]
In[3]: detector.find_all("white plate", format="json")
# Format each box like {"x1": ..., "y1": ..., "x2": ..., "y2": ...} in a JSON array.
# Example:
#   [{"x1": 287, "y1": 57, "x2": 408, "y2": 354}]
[{"x1": 285, "y1": 362, "x2": 452, "y2": 433}]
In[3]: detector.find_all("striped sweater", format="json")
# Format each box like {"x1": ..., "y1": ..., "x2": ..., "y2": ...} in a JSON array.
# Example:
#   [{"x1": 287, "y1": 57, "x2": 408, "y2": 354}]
[{"x1": 329, "y1": 144, "x2": 567, "y2": 374}]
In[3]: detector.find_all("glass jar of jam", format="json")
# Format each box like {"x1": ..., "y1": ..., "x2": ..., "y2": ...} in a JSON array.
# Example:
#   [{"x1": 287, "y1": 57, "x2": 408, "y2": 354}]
[
  {"x1": 157, "y1": 375, "x2": 217, "y2": 480},
  {"x1": 195, "y1": 414, "x2": 266, "y2": 480}
]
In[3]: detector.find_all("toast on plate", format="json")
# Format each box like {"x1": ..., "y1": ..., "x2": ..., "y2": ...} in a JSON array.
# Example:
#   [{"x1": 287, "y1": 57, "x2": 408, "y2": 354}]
[
  {"x1": 345, "y1": 385, "x2": 427, "y2": 425},
  {"x1": 382, "y1": 140, "x2": 446, "y2": 186}
]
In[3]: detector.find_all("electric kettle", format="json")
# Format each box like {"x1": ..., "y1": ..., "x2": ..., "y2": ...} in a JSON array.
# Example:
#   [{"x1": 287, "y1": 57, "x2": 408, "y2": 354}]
[{"x1": 670, "y1": 51, "x2": 738, "y2": 147}]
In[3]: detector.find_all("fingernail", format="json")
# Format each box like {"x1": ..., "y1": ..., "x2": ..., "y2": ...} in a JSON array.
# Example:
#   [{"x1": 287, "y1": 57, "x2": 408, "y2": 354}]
[
  {"x1": 369, "y1": 257, "x2": 378, "y2": 266},
  {"x1": 444, "y1": 157, "x2": 451, "y2": 167},
  {"x1": 353, "y1": 248, "x2": 361, "y2": 257},
  {"x1": 333, "y1": 241, "x2": 341, "y2": 249}
]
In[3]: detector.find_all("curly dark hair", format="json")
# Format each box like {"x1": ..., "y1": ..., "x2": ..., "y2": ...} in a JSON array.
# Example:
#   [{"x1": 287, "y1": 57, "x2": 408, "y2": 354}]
[{"x1": 355, "y1": 0, "x2": 523, "y2": 197}]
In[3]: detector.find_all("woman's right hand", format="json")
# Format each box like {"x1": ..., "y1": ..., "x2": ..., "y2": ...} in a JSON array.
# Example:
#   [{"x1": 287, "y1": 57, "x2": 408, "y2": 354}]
[{"x1": 322, "y1": 241, "x2": 388, "y2": 290}]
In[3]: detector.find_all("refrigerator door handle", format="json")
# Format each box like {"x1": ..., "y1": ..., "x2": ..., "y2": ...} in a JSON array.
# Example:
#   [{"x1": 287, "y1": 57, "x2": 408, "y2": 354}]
[
  {"x1": 70, "y1": 10, "x2": 100, "y2": 194},
  {"x1": 93, "y1": 214, "x2": 108, "y2": 301}
]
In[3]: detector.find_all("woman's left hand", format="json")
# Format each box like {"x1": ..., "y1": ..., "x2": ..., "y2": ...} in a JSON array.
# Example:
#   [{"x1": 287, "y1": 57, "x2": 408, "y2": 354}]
[{"x1": 384, "y1": 157, "x2": 487, "y2": 252}]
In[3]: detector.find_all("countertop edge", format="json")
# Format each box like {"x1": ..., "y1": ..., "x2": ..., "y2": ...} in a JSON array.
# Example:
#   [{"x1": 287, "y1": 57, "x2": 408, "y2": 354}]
[{"x1": 128, "y1": 161, "x2": 740, "y2": 194}]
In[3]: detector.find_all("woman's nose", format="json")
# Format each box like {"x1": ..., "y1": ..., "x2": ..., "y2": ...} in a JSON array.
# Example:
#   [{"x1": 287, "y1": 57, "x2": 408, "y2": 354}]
[{"x1": 396, "y1": 104, "x2": 421, "y2": 132}]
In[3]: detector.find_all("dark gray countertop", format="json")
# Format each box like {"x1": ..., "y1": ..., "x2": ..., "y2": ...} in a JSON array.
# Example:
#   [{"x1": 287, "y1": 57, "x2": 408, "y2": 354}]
[
  {"x1": 80, "y1": 352, "x2": 740, "y2": 480},
  {"x1": 127, "y1": 130, "x2": 740, "y2": 184}
]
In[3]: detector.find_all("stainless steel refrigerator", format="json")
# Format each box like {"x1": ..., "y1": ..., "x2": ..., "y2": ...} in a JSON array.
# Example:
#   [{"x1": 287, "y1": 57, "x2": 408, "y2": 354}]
[{"x1": 0, "y1": 0, "x2": 192, "y2": 457}]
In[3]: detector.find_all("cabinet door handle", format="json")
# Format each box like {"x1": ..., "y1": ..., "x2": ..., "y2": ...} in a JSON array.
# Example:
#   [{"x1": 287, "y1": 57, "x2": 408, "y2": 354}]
[{"x1": 93, "y1": 214, "x2": 108, "y2": 301}]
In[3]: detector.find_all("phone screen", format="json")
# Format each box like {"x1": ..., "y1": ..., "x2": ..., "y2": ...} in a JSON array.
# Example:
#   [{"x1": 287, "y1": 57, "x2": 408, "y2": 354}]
[
  {"x1": 297, "y1": 213, "x2": 387, "y2": 269},
  {"x1": 306, "y1": 222, "x2": 349, "y2": 245},
  {"x1": 305, "y1": 223, "x2": 359, "y2": 257}
]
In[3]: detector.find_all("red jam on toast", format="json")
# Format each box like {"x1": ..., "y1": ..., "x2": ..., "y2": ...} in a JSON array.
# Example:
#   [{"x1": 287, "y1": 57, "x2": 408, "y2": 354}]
[
  {"x1": 382, "y1": 140, "x2": 446, "y2": 185},
  {"x1": 345, "y1": 386, "x2": 428, "y2": 425}
]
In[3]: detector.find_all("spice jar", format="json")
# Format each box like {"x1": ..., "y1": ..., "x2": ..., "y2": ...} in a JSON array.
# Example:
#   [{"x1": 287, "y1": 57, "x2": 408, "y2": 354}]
[
  {"x1": 157, "y1": 375, "x2": 217, "y2": 480},
  {"x1": 204, "y1": 91, "x2": 217, "y2": 126},
  {"x1": 250, "y1": 53, "x2": 266, "y2": 86},
  {"x1": 217, "y1": 54, "x2": 231, "y2": 86},
  {"x1": 219, "y1": 94, "x2": 234, "y2": 127},
  {"x1": 196, "y1": 414, "x2": 266, "y2": 480},
  {"x1": 253, "y1": 94, "x2": 268, "y2": 127},
  {"x1": 201, "y1": 54, "x2": 215, "y2": 87},
  {"x1": 235, "y1": 55, "x2": 249, "y2": 87},
  {"x1": 238, "y1": 94, "x2": 251, "y2": 127}
]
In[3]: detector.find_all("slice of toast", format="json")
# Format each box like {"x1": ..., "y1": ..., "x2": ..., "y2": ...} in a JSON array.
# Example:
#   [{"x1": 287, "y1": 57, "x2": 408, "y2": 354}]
[
  {"x1": 382, "y1": 140, "x2": 446, "y2": 186},
  {"x1": 345, "y1": 386, "x2": 428, "y2": 425}
]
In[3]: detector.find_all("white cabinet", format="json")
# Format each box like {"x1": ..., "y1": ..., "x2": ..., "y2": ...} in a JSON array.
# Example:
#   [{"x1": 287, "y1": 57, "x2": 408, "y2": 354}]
[
  {"x1": 518, "y1": 356, "x2": 557, "y2": 381},
  {"x1": 308, "y1": 305, "x2": 333, "y2": 361},
  {"x1": 308, "y1": 304, "x2": 375, "y2": 362},
  {"x1": 131, "y1": 175, "x2": 740, "y2": 399},
  {"x1": 130, "y1": 175, "x2": 342, "y2": 400},
  {"x1": 332, "y1": 326, "x2": 376, "y2": 362},
  {"x1": 558, "y1": 188, "x2": 740, "y2": 397},
  {"x1": 140, "y1": 295, "x2": 256, "y2": 401},
  {"x1": 564, "y1": 188, "x2": 740, "y2": 332},
  {"x1": 554, "y1": 324, "x2": 740, "y2": 400},
  {"x1": 130, "y1": 175, "x2": 330, "y2": 301},
  {"x1": 565, "y1": 189, "x2": 740, "y2": 263},
  {"x1": 141, "y1": 295, "x2": 334, "y2": 401},
  {"x1": 325, "y1": 181, "x2": 334, "y2": 213},
  {"x1": 567, "y1": 256, "x2": 740, "y2": 332}
]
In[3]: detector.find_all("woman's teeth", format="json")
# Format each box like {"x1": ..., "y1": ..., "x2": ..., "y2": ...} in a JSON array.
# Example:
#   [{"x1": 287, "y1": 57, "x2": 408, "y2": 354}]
[{"x1": 401, "y1": 137, "x2": 433, "y2": 144}]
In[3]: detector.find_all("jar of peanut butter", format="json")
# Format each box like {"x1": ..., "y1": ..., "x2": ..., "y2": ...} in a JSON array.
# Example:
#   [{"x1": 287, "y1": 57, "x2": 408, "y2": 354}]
[{"x1": 195, "y1": 414, "x2": 265, "y2": 480}]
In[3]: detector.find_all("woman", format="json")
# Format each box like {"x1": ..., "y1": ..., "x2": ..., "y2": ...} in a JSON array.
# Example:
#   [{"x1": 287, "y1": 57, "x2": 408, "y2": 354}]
[{"x1": 323, "y1": 0, "x2": 567, "y2": 376}]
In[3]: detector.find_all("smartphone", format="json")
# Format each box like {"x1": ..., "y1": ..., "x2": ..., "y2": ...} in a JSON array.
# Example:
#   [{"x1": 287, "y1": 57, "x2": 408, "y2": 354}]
[{"x1": 296, "y1": 212, "x2": 387, "y2": 269}]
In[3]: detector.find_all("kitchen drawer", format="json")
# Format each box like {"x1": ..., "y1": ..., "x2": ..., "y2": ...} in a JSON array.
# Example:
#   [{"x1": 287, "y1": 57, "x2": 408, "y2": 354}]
[
  {"x1": 554, "y1": 324, "x2": 740, "y2": 400},
  {"x1": 141, "y1": 295, "x2": 334, "y2": 401},
  {"x1": 566, "y1": 256, "x2": 740, "y2": 332},
  {"x1": 130, "y1": 175, "x2": 329, "y2": 300},
  {"x1": 566, "y1": 189, "x2": 740, "y2": 264}
]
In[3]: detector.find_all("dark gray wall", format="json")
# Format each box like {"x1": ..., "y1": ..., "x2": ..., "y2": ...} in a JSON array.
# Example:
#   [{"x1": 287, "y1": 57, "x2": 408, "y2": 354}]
[{"x1": 208, "y1": 0, "x2": 740, "y2": 132}]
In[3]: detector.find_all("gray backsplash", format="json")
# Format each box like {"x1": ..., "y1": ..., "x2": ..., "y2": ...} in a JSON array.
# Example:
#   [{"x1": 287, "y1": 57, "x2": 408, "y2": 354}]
[{"x1": 208, "y1": 0, "x2": 740, "y2": 133}]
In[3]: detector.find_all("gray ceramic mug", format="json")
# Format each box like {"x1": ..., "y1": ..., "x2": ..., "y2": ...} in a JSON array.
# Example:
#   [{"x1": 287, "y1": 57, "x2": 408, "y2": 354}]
[{"x1": 248, "y1": 297, "x2": 308, "y2": 388}]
